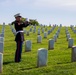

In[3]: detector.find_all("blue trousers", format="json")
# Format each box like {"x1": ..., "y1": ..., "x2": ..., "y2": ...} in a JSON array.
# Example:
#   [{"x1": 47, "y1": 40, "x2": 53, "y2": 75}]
[{"x1": 15, "y1": 41, "x2": 23, "y2": 62}]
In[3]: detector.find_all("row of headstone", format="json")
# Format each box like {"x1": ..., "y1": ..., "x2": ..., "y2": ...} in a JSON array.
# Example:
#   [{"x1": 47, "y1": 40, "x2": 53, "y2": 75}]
[
  {"x1": 65, "y1": 27, "x2": 74, "y2": 48},
  {"x1": 26, "y1": 24, "x2": 62, "y2": 37},
  {"x1": 65, "y1": 27, "x2": 70, "y2": 41},
  {"x1": 25, "y1": 39, "x2": 48, "y2": 67},
  {"x1": 48, "y1": 26, "x2": 56, "y2": 35},
  {"x1": 41, "y1": 27, "x2": 47, "y2": 33},
  {"x1": 37, "y1": 32, "x2": 47, "y2": 43},
  {"x1": 53, "y1": 26, "x2": 61, "y2": 42},
  {"x1": 25, "y1": 40, "x2": 76, "y2": 66},
  {"x1": 49, "y1": 24, "x2": 62, "y2": 27},
  {"x1": 37, "y1": 25, "x2": 60, "y2": 44},
  {"x1": 37, "y1": 25, "x2": 56, "y2": 36},
  {"x1": 48, "y1": 26, "x2": 61, "y2": 50},
  {"x1": 24, "y1": 27, "x2": 33, "y2": 36},
  {"x1": 48, "y1": 27, "x2": 59, "y2": 50},
  {"x1": 65, "y1": 27, "x2": 76, "y2": 62},
  {"x1": 0, "y1": 23, "x2": 5, "y2": 73},
  {"x1": 70, "y1": 26, "x2": 76, "y2": 62},
  {"x1": 0, "y1": 23, "x2": 5, "y2": 37},
  {"x1": 25, "y1": 25, "x2": 57, "y2": 37},
  {"x1": 9, "y1": 25, "x2": 76, "y2": 67},
  {"x1": 25, "y1": 41, "x2": 76, "y2": 67},
  {"x1": 39, "y1": 25, "x2": 48, "y2": 34},
  {"x1": 25, "y1": 25, "x2": 76, "y2": 68},
  {"x1": 0, "y1": 23, "x2": 5, "y2": 53},
  {"x1": 33, "y1": 26, "x2": 36, "y2": 33},
  {"x1": 41, "y1": 26, "x2": 60, "y2": 50},
  {"x1": 70, "y1": 25, "x2": 76, "y2": 34},
  {"x1": 26, "y1": 26, "x2": 76, "y2": 66}
]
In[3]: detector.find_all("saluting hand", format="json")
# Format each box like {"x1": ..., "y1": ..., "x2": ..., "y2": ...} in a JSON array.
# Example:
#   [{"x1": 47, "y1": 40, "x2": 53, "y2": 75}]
[{"x1": 25, "y1": 21, "x2": 29, "y2": 24}]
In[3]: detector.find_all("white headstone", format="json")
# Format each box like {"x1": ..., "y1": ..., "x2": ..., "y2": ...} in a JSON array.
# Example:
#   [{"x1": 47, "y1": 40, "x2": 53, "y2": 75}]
[
  {"x1": 48, "y1": 39, "x2": 54, "y2": 50},
  {"x1": 1, "y1": 31, "x2": 4, "y2": 34},
  {"x1": 66, "y1": 31, "x2": 69, "y2": 35},
  {"x1": 38, "y1": 30, "x2": 40, "y2": 35},
  {"x1": 30, "y1": 28, "x2": 32, "y2": 32},
  {"x1": 0, "y1": 53, "x2": 3, "y2": 73},
  {"x1": 56, "y1": 31, "x2": 59, "y2": 38},
  {"x1": 48, "y1": 30, "x2": 51, "y2": 35},
  {"x1": 0, "y1": 37, "x2": 4, "y2": 42},
  {"x1": 26, "y1": 31, "x2": 30, "y2": 36},
  {"x1": 0, "y1": 34, "x2": 4, "y2": 37},
  {"x1": 12, "y1": 29, "x2": 16, "y2": 36},
  {"x1": 25, "y1": 40, "x2": 32, "y2": 52},
  {"x1": 72, "y1": 46, "x2": 76, "y2": 62},
  {"x1": 68, "y1": 38, "x2": 74, "y2": 48},
  {"x1": 74, "y1": 30, "x2": 76, "y2": 33},
  {"x1": 67, "y1": 34, "x2": 70, "y2": 41},
  {"x1": 33, "y1": 29, "x2": 36, "y2": 33},
  {"x1": 34, "y1": 26, "x2": 36, "y2": 29},
  {"x1": 44, "y1": 32, "x2": 47, "y2": 38},
  {"x1": 56, "y1": 32, "x2": 59, "y2": 38},
  {"x1": 37, "y1": 48, "x2": 48, "y2": 67},
  {"x1": 42, "y1": 28, "x2": 44, "y2": 33},
  {"x1": 37, "y1": 35, "x2": 42, "y2": 43},
  {"x1": 53, "y1": 35, "x2": 57, "y2": 42},
  {"x1": 0, "y1": 43, "x2": 4, "y2": 53}
]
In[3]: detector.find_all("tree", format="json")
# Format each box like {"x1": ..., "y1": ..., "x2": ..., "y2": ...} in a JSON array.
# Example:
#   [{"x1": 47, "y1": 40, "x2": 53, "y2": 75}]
[
  {"x1": 29, "y1": 19, "x2": 39, "y2": 26},
  {"x1": 21, "y1": 17, "x2": 26, "y2": 22},
  {"x1": 21, "y1": 17, "x2": 39, "y2": 26}
]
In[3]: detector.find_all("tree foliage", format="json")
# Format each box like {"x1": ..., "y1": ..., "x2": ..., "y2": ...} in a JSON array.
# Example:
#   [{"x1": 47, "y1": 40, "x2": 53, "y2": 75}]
[{"x1": 21, "y1": 17, "x2": 39, "y2": 26}]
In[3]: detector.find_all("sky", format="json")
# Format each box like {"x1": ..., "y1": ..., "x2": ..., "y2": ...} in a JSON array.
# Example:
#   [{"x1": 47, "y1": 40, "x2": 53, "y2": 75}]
[{"x1": 0, "y1": 0, "x2": 76, "y2": 26}]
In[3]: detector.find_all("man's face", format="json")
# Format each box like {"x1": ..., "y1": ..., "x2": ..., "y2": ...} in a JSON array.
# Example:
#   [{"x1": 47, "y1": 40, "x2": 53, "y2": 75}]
[{"x1": 15, "y1": 16, "x2": 21, "y2": 21}]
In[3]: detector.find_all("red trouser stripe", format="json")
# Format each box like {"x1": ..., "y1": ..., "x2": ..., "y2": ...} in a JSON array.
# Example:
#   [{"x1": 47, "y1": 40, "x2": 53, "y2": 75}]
[{"x1": 17, "y1": 41, "x2": 20, "y2": 61}]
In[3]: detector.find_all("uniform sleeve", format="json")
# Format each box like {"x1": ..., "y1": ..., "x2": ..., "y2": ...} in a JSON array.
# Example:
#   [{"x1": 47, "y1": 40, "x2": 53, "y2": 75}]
[
  {"x1": 22, "y1": 21, "x2": 30, "y2": 27},
  {"x1": 11, "y1": 21, "x2": 15, "y2": 25}
]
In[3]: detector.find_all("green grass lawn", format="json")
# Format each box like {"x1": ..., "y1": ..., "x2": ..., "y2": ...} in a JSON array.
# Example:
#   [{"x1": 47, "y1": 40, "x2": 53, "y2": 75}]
[{"x1": 0, "y1": 25, "x2": 76, "y2": 75}]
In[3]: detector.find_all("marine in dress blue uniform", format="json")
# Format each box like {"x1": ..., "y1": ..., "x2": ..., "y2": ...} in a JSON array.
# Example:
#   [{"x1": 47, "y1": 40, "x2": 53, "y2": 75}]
[{"x1": 11, "y1": 13, "x2": 30, "y2": 62}]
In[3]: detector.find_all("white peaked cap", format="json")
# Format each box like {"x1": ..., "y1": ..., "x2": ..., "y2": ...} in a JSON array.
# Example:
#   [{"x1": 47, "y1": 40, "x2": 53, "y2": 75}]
[{"x1": 14, "y1": 13, "x2": 21, "y2": 17}]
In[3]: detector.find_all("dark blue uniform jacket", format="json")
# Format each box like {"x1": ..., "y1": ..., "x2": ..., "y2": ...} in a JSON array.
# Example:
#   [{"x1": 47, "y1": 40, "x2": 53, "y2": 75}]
[{"x1": 11, "y1": 21, "x2": 29, "y2": 42}]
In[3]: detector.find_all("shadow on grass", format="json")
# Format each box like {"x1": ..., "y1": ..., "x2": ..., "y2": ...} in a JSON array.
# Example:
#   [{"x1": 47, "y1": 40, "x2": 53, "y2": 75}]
[
  {"x1": 57, "y1": 61, "x2": 72, "y2": 64},
  {"x1": 3, "y1": 61, "x2": 14, "y2": 65},
  {"x1": 20, "y1": 66, "x2": 38, "y2": 71}
]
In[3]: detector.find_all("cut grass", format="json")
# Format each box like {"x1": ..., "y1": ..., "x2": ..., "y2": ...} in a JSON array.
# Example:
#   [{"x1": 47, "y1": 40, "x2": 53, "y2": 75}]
[{"x1": 0, "y1": 25, "x2": 76, "y2": 75}]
